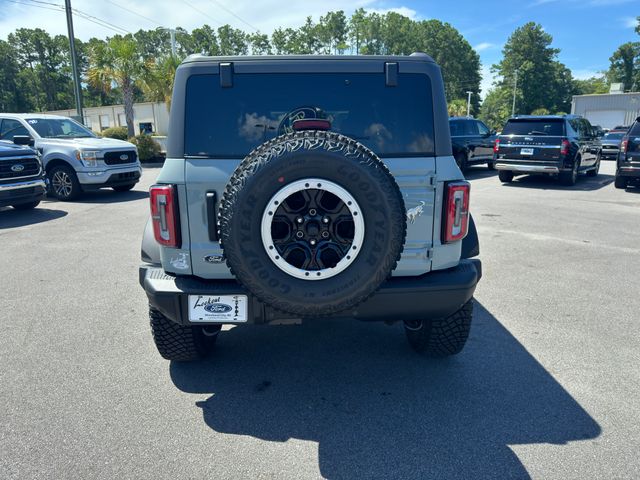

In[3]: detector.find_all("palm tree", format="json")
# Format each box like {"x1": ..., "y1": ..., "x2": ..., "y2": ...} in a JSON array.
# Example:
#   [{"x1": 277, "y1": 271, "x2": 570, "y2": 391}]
[
  {"x1": 140, "y1": 55, "x2": 181, "y2": 112},
  {"x1": 88, "y1": 35, "x2": 141, "y2": 138},
  {"x1": 448, "y1": 99, "x2": 468, "y2": 117}
]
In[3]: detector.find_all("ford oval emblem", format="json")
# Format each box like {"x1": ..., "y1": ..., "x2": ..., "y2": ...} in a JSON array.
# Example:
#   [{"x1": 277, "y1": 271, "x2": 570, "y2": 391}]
[
  {"x1": 204, "y1": 303, "x2": 232, "y2": 314},
  {"x1": 11, "y1": 164, "x2": 25, "y2": 172},
  {"x1": 119, "y1": 154, "x2": 128, "y2": 161}
]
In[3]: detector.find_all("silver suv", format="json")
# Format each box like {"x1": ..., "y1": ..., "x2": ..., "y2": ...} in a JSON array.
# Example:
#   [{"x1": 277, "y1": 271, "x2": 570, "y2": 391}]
[
  {"x1": 139, "y1": 54, "x2": 482, "y2": 361},
  {"x1": 0, "y1": 114, "x2": 141, "y2": 200}
]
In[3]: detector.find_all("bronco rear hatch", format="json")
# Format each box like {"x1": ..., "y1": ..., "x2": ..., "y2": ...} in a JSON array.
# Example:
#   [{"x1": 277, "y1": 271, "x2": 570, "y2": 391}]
[{"x1": 496, "y1": 118, "x2": 565, "y2": 162}]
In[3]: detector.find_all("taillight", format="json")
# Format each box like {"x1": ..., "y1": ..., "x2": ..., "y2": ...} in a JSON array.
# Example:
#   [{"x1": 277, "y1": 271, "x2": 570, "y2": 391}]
[
  {"x1": 442, "y1": 181, "x2": 470, "y2": 243},
  {"x1": 150, "y1": 184, "x2": 181, "y2": 247},
  {"x1": 620, "y1": 139, "x2": 628, "y2": 154},
  {"x1": 493, "y1": 138, "x2": 500, "y2": 153},
  {"x1": 560, "y1": 139, "x2": 570, "y2": 156}
]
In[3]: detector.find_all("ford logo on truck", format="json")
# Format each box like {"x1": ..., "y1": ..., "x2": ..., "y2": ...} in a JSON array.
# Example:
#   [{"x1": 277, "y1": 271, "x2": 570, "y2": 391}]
[
  {"x1": 11, "y1": 164, "x2": 25, "y2": 172},
  {"x1": 204, "y1": 303, "x2": 232, "y2": 313}
]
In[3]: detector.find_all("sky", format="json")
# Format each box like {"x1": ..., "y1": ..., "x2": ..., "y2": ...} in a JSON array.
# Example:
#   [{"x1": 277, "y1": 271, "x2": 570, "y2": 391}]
[{"x1": 0, "y1": 0, "x2": 638, "y2": 96}]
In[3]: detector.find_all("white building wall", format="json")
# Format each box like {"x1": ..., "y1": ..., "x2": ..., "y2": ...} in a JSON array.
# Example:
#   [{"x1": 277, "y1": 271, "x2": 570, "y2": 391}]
[
  {"x1": 571, "y1": 92, "x2": 640, "y2": 129},
  {"x1": 45, "y1": 101, "x2": 170, "y2": 136}
]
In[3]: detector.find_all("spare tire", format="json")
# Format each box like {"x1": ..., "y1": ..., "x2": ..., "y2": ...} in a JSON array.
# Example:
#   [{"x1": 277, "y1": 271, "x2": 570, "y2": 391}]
[{"x1": 219, "y1": 130, "x2": 406, "y2": 316}]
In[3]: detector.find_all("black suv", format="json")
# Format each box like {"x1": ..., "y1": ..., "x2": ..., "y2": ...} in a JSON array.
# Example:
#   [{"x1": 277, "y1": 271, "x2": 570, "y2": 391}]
[
  {"x1": 0, "y1": 137, "x2": 46, "y2": 210},
  {"x1": 493, "y1": 115, "x2": 600, "y2": 186},
  {"x1": 615, "y1": 116, "x2": 640, "y2": 189},
  {"x1": 449, "y1": 117, "x2": 497, "y2": 170}
]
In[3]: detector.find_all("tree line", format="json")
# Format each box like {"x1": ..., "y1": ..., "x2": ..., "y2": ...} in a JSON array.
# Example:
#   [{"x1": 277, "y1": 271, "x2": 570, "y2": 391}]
[{"x1": 0, "y1": 10, "x2": 638, "y2": 135}]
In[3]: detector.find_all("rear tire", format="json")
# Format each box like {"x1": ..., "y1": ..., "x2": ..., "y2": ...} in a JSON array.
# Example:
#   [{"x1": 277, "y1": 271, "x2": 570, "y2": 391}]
[
  {"x1": 587, "y1": 156, "x2": 600, "y2": 177},
  {"x1": 12, "y1": 201, "x2": 40, "y2": 210},
  {"x1": 149, "y1": 307, "x2": 220, "y2": 361},
  {"x1": 112, "y1": 183, "x2": 136, "y2": 192},
  {"x1": 498, "y1": 170, "x2": 513, "y2": 183},
  {"x1": 404, "y1": 299, "x2": 473, "y2": 356},
  {"x1": 559, "y1": 160, "x2": 579, "y2": 186},
  {"x1": 614, "y1": 176, "x2": 627, "y2": 189}
]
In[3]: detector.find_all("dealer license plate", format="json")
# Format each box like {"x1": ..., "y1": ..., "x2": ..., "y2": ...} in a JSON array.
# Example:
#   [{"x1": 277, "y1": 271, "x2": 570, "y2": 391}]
[
  {"x1": 520, "y1": 148, "x2": 534, "y2": 155},
  {"x1": 188, "y1": 295, "x2": 248, "y2": 323}
]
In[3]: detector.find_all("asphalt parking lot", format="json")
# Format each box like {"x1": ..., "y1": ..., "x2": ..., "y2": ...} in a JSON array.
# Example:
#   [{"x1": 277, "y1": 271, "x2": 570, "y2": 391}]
[{"x1": 1, "y1": 161, "x2": 639, "y2": 479}]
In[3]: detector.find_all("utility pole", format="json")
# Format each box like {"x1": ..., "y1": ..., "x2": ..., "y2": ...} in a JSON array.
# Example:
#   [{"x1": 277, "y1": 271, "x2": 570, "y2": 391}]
[
  {"x1": 65, "y1": 0, "x2": 83, "y2": 121},
  {"x1": 511, "y1": 69, "x2": 518, "y2": 117},
  {"x1": 466, "y1": 91, "x2": 473, "y2": 117},
  {"x1": 169, "y1": 29, "x2": 176, "y2": 56}
]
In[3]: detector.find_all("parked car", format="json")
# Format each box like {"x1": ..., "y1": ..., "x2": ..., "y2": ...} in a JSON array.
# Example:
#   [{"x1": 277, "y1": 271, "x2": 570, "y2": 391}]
[
  {"x1": 600, "y1": 130, "x2": 626, "y2": 160},
  {"x1": 615, "y1": 116, "x2": 640, "y2": 189},
  {"x1": 449, "y1": 116, "x2": 497, "y2": 170},
  {"x1": 0, "y1": 136, "x2": 46, "y2": 210},
  {"x1": 139, "y1": 53, "x2": 482, "y2": 361},
  {"x1": 493, "y1": 115, "x2": 600, "y2": 186},
  {"x1": 0, "y1": 114, "x2": 141, "y2": 200}
]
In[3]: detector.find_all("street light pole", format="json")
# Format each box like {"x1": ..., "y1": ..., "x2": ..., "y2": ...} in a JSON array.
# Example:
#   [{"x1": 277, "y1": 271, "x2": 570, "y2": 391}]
[
  {"x1": 511, "y1": 69, "x2": 518, "y2": 117},
  {"x1": 64, "y1": 0, "x2": 83, "y2": 120},
  {"x1": 466, "y1": 91, "x2": 473, "y2": 117}
]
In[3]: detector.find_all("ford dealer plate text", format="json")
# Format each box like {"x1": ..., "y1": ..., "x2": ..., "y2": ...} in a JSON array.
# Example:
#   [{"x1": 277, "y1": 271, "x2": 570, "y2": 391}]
[{"x1": 188, "y1": 295, "x2": 248, "y2": 323}]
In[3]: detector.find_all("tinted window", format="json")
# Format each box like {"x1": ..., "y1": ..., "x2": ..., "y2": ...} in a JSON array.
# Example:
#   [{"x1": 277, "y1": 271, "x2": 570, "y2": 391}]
[
  {"x1": 449, "y1": 120, "x2": 463, "y2": 136},
  {"x1": 0, "y1": 119, "x2": 29, "y2": 140},
  {"x1": 628, "y1": 121, "x2": 640, "y2": 136},
  {"x1": 27, "y1": 118, "x2": 94, "y2": 138},
  {"x1": 185, "y1": 73, "x2": 435, "y2": 158},
  {"x1": 476, "y1": 121, "x2": 490, "y2": 136},
  {"x1": 463, "y1": 120, "x2": 478, "y2": 136},
  {"x1": 603, "y1": 132, "x2": 624, "y2": 140},
  {"x1": 502, "y1": 119, "x2": 565, "y2": 136}
]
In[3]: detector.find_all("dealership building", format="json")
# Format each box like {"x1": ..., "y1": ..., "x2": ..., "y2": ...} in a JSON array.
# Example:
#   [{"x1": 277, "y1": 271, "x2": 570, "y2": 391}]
[{"x1": 571, "y1": 91, "x2": 640, "y2": 129}]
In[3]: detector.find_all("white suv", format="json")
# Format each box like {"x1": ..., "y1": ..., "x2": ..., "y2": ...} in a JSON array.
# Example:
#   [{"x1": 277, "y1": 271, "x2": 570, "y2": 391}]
[{"x1": 0, "y1": 114, "x2": 141, "y2": 200}]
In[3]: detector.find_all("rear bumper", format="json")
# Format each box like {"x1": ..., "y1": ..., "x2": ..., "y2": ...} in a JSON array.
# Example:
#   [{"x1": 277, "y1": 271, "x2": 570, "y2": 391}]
[
  {"x1": 495, "y1": 162, "x2": 560, "y2": 174},
  {"x1": 139, "y1": 259, "x2": 482, "y2": 325},
  {"x1": 0, "y1": 178, "x2": 46, "y2": 207},
  {"x1": 617, "y1": 164, "x2": 640, "y2": 178}
]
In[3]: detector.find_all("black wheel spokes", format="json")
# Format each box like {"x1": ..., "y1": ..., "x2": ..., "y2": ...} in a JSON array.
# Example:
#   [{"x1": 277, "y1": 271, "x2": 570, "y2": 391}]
[{"x1": 272, "y1": 188, "x2": 355, "y2": 272}]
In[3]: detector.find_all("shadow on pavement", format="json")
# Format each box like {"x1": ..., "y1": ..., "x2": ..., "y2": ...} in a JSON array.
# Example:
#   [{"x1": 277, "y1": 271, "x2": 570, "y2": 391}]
[
  {"x1": 502, "y1": 173, "x2": 614, "y2": 191},
  {"x1": 49, "y1": 189, "x2": 149, "y2": 204},
  {"x1": 463, "y1": 166, "x2": 498, "y2": 180},
  {"x1": 0, "y1": 207, "x2": 67, "y2": 229},
  {"x1": 170, "y1": 301, "x2": 600, "y2": 479}
]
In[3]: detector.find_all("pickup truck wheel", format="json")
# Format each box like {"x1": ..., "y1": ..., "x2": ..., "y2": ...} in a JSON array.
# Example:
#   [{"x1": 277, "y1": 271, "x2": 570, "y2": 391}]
[
  {"x1": 12, "y1": 201, "x2": 40, "y2": 210},
  {"x1": 498, "y1": 170, "x2": 513, "y2": 183},
  {"x1": 404, "y1": 299, "x2": 473, "y2": 356},
  {"x1": 559, "y1": 160, "x2": 579, "y2": 186},
  {"x1": 454, "y1": 152, "x2": 468, "y2": 171},
  {"x1": 219, "y1": 130, "x2": 406, "y2": 316},
  {"x1": 48, "y1": 165, "x2": 80, "y2": 201},
  {"x1": 149, "y1": 307, "x2": 220, "y2": 361},
  {"x1": 112, "y1": 183, "x2": 136, "y2": 192},
  {"x1": 614, "y1": 176, "x2": 627, "y2": 189}
]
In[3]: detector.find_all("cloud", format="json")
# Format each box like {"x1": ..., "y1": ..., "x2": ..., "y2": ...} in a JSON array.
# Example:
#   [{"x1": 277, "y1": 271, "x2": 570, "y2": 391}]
[
  {"x1": 621, "y1": 16, "x2": 639, "y2": 29},
  {"x1": 366, "y1": 7, "x2": 418, "y2": 19},
  {"x1": 480, "y1": 64, "x2": 496, "y2": 99},
  {"x1": 474, "y1": 42, "x2": 494, "y2": 52},
  {"x1": 572, "y1": 69, "x2": 604, "y2": 80}
]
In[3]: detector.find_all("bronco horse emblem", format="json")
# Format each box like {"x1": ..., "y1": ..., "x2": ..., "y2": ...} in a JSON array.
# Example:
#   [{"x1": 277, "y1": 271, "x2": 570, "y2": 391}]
[{"x1": 406, "y1": 201, "x2": 425, "y2": 224}]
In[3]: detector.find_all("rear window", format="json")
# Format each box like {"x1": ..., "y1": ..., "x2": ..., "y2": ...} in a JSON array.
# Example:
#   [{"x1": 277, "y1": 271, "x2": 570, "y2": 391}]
[
  {"x1": 628, "y1": 122, "x2": 640, "y2": 136},
  {"x1": 185, "y1": 73, "x2": 435, "y2": 158},
  {"x1": 502, "y1": 119, "x2": 565, "y2": 136}
]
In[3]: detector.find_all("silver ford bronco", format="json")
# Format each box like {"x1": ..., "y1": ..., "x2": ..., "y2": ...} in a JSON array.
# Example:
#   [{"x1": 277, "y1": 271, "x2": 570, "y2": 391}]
[{"x1": 139, "y1": 53, "x2": 482, "y2": 361}]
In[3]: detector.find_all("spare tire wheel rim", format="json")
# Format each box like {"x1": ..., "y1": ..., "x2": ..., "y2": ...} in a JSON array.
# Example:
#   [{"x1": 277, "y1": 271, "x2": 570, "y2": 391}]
[{"x1": 260, "y1": 178, "x2": 365, "y2": 280}]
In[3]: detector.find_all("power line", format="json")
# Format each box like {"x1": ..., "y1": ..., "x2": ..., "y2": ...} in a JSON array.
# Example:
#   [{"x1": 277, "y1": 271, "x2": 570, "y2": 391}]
[
  {"x1": 104, "y1": 0, "x2": 165, "y2": 28},
  {"x1": 18, "y1": 0, "x2": 131, "y2": 34},
  {"x1": 182, "y1": 0, "x2": 222, "y2": 26},
  {"x1": 207, "y1": 0, "x2": 259, "y2": 32}
]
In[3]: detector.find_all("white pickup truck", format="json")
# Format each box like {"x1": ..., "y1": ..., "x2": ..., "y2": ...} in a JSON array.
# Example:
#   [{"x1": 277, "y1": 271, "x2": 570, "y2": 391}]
[{"x1": 0, "y1": 114, "x2": 141, "y2": 200}]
